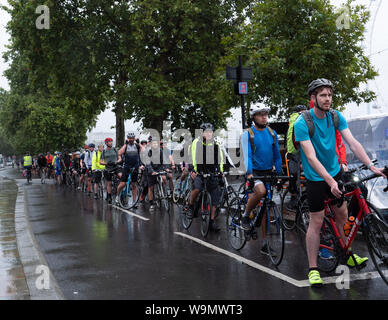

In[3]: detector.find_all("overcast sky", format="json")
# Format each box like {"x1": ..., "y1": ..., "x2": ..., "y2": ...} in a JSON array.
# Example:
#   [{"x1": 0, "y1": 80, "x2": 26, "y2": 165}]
[{"x1": 1, "y1": 0, "x2": 387, "y2": 134}]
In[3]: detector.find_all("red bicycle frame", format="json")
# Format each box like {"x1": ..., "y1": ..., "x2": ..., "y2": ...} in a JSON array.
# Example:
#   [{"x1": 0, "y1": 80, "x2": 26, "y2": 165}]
[{"x1": 322, "y1": 186, "x2": 371, "y2": 253}]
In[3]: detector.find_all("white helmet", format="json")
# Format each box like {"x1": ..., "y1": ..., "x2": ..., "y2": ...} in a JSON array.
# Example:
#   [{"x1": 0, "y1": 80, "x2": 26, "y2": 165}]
[{"x1": 249, "y1": 105, "x2": 270, "y2": 118}]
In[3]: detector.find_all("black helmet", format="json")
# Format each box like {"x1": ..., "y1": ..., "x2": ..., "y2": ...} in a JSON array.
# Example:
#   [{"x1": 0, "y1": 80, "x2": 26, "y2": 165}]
[
  {"x1": 88, "y1": 143, "x2": 95, "y2": 148},
  {"x1": 200, "y1": 123, "x2": 214, "y2": 131},
  {"x1": 293, "y1": 105, "x2": 307, "y2": 113},
  {"x1": 308, "y1": 78, "x2": 334, "y2": 97}
]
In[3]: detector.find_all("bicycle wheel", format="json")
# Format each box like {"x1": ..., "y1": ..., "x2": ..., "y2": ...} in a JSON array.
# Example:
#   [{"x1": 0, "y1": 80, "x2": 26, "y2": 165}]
[
  {"x1": 118, "y1": 185, "x2": 129, "y2": 209},
  {"x1": 265, "y1": 202, "x2": 285, "y2": 266},
  {"x1": 317, "y1": 216, "x2": 341, "y2": 273},
  {"x1": 295, "y1": 194, "x2": 310, "y2": 253},
  {"x1": 129, "y1": 181, "x2": 142, "y2": 209},
  {"x1": 161, "y1": 183, "x2": 170, "y2": 211},
  {"x1": 179, "y1": 187, "x2": 192, "y2": 229},
  {"x1": 365, "y1": 214, "x2": 388, "y2": 285},
  {"x1": 226, "y1": 197, "x2": 246, "y2": 250},
  {"x1": 98, "y1": 181, "x2": 104, "y2": 199},
  {"x1": 154, "y1": 182, "x2": 162, "y2": 208},
  {"x1": 281, "y1": 189, "x2": 296, "y2": 231},
  {"x1": 41, "y1": 169, "x2": 46, "y2": 184},
  {"x1": 200, "y1": 191, "x2": 212, "y2": 238},
  {"x1": 173, "y1": 177, "x2": 182, "y2": 204}
]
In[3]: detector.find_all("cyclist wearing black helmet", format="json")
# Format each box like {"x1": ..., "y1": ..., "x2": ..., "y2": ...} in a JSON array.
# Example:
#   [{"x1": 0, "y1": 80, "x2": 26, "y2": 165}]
[
  {"x1": 183, "y1": 123, "x2": 224, "y2": 232},
  {"x1": 294, "y1": 78, "x2": 386, "y2": 287}
]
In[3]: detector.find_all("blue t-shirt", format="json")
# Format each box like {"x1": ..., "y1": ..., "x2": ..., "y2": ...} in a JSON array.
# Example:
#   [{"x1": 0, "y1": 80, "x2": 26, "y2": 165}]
[
  {"x1": 294, "y1": 109, "x2": 348, "y2": 181},
  {"x1": 241, "y1": 126, "x2": 282, "y2": 175}
]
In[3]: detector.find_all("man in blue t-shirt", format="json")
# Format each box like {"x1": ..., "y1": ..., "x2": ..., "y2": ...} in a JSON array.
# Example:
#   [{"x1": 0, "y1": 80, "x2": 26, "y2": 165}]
[
  {"x1": 294, "y1": 78, "x2": 386, "y2": 287},
  {"x1": 240, "y1": 105, "x2": 283, "y2": 255}
]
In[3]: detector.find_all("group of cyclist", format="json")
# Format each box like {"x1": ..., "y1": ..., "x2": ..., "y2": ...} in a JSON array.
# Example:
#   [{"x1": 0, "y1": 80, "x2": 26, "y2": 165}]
[{"x1": 20, "y1": 78, "x2": 387, "y2": 288}]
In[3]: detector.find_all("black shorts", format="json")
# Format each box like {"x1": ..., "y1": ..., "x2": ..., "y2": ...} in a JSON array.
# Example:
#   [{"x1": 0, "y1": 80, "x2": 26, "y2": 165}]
[
  {"x1": 192, "y1": 176, "x2": 220, "y2": 206},
  {"x1": 93, "y1": 171, "x2": 103, "y2": 184},
  {"x1": 120, "y1": 167, "x2": 138, "y2": 183},
  {"x1": 146, "y1": 173, "x2": 158, "y2": 187},
  {"x1": 306, "y1": 170, "x2": 343, "y2": 213}
]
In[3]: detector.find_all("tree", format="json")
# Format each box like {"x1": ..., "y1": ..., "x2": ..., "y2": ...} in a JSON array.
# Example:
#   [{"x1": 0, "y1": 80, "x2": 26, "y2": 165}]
[
  {"x1": 126, "y1": 0, "x2": 251, "y2": 134},
  {"x1": 0, "y1": 88, "x2": 89, "y2": 155},
  {"x1": 221, "y1": 0, "x2": 377, "y2": 120}
]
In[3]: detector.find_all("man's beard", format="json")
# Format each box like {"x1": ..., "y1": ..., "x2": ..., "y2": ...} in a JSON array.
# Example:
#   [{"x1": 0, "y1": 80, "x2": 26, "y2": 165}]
[
  {"x1": 314, "y1": 97, "x2": 331, "y2": 112},
  {"x1": 253, "y1": 119, "x2": 267, "y2": 129}
]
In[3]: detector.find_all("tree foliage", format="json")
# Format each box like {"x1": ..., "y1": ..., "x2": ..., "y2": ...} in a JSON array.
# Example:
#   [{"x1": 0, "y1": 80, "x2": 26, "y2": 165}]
[{"x1": 221, "y1": 0, "x2": 377, "y2": 120}]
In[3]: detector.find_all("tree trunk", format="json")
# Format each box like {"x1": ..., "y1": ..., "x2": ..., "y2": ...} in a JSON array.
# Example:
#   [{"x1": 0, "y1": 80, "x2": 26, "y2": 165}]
[{"x1": 115, "y1": 102, "x2": 125, "y2": 147}]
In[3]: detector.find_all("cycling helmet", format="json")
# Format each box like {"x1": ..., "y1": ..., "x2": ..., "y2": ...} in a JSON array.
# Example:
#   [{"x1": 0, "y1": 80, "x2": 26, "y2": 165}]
[
  {"x1": 249, "y1": 105, "x2": 270, "y2": 118},
  {"x1": 293, "y1": 105, "x2": 307, "y2": 113},
  {"x1": 127, "y1": 132, "x2": 135, "y2": 139},
  {"x1": 75, "y1": 151, "x2": 81, "y2": 155},
  {"x1": 104, "y1": 137, "x2": 113, "y2": 143},
  {"x1": 308, "y1": 78, "x2": 334, "y2": 97},
  {"x1": 84, "y1": 145, "x2": 89, "y2": 149},
  {"x1": 200, "y1": 123, "x2": 214, "y2": 131},
  {"x1": 88, "y1": 143, "x2": 95, "y2": 148}
]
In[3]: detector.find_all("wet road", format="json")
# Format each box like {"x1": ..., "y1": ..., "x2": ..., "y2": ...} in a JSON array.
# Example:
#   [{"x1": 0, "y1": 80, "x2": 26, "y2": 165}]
[{"x1": 2, "y1": 168, "x2": 388, "y2": 299}]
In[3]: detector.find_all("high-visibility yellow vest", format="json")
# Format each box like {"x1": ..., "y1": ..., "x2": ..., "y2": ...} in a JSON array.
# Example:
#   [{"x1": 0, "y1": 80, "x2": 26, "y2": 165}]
[{"x1": 24, "y1": 156, "x2": 32, "y2": 167}]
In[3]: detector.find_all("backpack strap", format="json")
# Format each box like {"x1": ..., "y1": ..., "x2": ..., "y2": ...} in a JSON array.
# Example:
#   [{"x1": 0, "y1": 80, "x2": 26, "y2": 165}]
[
  {"x1": 267, "y1": 126, "x2": 276, "y2": 148},
  {"x1": 247, "y1": 127, "x2": 256, "y2": 154},
  {"x1": 329, "y1": 109, "x2": 339, "y2": 130},
  {"x1": 301, "y1": 110, "x2": 315, "y2": 139},
  {"x1": 248, "y1": 126, "x2": 276, "y2": 155}
]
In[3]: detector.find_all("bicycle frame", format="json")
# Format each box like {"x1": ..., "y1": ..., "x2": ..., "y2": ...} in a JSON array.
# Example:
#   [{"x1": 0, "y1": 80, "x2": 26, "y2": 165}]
[{"x1": 323, "y1": 186, "x2": 371, "y2": 253}]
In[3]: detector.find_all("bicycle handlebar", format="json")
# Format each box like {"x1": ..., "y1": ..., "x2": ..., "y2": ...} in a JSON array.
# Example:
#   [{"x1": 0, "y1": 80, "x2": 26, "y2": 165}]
[{"x1": 348, "y1": 159, "x2": 378, "y2": 174}]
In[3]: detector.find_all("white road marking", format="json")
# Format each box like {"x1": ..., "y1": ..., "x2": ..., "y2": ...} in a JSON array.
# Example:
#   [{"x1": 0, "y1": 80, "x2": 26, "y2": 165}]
[
  {"x1": 112, "y1": 205, "x2": 150, "y2": 221},
  {"x1": 174, "y1": 232, "x2": 383, "y2": 287}
]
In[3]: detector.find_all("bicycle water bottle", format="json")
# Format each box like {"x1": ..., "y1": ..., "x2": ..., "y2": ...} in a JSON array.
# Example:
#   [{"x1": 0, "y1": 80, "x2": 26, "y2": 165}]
[
  {"x1": 249, "y1": 199, "x2": 263, "y2": 219},
  {"x1": 343, "y1": 216, "x2": 355, "y2": 236}
]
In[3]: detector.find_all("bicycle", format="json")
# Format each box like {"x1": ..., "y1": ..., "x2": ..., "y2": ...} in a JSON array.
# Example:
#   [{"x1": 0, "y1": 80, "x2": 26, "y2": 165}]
[
  {"x1": 303, "y1": 165, "x2": 388, "y2": 285},
  {"x1": 214, "y1": 172, "x2": 238, "y2": 218},
  {"x1": 280, "y1": 152, "x2": 308, "y2": 231},
  {"x1": 153, "y1": 170, "x2": 171, "y2": 212},
  {"x1": 180, "y1": 172, "x2": 219, "y2": 237},
  {"x1": 118, "y1": 168, "x2": 143, "y2": 209},
  {"x1": 25, "y1": 167, "x2": 32, "y2": 184},
  {"x1": 226, "y1": 174, "x2": 290, "y2": 266},
  {"x1": 39, "y1": 166, "x2": 46, "y2": 184},
  {"x1": 294, "y1": 161, "x2": 381, "y2": 254},
  {"x1": 173, "y1": 173, "x2": 192, "y2": 204}
]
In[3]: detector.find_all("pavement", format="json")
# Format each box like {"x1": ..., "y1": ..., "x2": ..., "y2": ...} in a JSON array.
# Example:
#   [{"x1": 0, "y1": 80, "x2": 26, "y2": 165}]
[{"x1": 0, "y1": 167, "x2": 64, "y2": 300}]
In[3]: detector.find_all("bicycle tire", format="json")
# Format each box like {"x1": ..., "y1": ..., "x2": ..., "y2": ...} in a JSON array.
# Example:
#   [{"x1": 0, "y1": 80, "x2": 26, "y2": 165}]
[
  {"x1": 118, "y1": 185, "x2": 129, "y2": 209},
  {"x1": 265, "y1": 202, "x2": 285, "y2": 266},
  {"x1": 161, "y1": 182, "x2": 170, "y2": 212},
  {"x1": 200, "y1": 191, "x2": 212, "y2": 238},
  {"x1": 129, "y1": 182, "x2": 142, "y2": 209},
  {"x1": 173, "y1": 177, "x2": 182, "y2": 204},
  {"x1": 226, "y1": 197, "x2": 247, "y2": 250},
  {"x1": 295, "y1": 194, "x2": 310, "y2": 253},
  {"x1": 155, "y1": 181, "x2": 162, "y2": 209},
  {"x1": 317, "y1": 216, "x2": 341, "y2": 273},
  {"x1": 41, "y1": 169, "x2": 46, "y2": 184},
  {"x1": 281, "y1": 189, "x2": 297, "y2": 231},
  {"x1": 365, "y1": 214, "x2": 388, "y2": 285}
]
